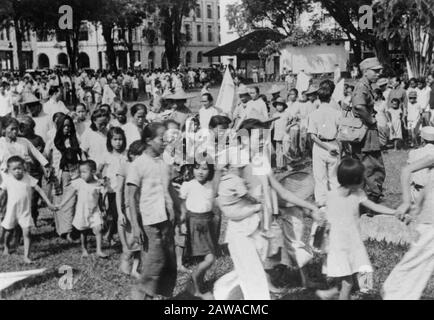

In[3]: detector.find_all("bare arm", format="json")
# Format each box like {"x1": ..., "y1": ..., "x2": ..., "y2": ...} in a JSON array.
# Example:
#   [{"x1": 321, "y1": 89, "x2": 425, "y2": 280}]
[
  {"x1": 268, "y1": 174, "x2": 318, "y2": 213},
  {"x1": 34, "y1": 185, "x2": 56, "y2": 210},
  {"x1": 397, "y1": 155, "x2": 434, "y2": 217},
  {"x1": 310, "y1": 133, "x2": 338, "y2": 155},
  {"x1": 115, "y1": 175, "x2": 127, "y2": 219},
  {"x1": 361, "y1": 199, "x2": 395, "y2": 216},
  {"x1": 57, "y1": 188, "x2": 77, "y2": 208}
]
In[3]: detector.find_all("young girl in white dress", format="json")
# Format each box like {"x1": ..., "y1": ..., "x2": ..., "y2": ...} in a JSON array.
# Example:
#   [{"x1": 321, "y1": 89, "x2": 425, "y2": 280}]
[
  {"x1": 57, "y1": 160, "x2": 108, "y2": 258},
  {"x1": 316, "y1": 157, "x2": 396, "y2": 300}
]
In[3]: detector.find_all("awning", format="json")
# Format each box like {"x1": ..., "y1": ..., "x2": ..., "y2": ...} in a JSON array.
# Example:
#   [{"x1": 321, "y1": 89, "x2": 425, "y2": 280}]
[{"x1": 204, "y1": 29, "x2": 285, "y2": 57}]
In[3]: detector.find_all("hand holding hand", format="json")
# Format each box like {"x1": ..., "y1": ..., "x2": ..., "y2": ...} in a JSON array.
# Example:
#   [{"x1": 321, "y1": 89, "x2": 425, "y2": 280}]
[
  {"x1": 328, "y1": 146, "x2": 339, "y2": 157},
  {"x1": 395, "y1": 202, "x2": 411, "y2": 221}
]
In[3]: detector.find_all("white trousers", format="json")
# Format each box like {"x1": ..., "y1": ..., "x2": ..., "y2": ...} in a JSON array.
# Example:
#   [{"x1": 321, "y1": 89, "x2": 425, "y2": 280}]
[
  {"x1": 214, "y1": 230, "x2": 271, "y2": 300},
  {"x1": 383, "y1": 224, "x2": 434, "y2": 300},
  {"x1": 312, "y1": 142, "x2": 339, "y2": 206}
]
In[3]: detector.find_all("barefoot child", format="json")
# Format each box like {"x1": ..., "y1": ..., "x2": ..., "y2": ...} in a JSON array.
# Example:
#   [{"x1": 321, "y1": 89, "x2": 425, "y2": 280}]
[
  {"x1": 316, "y1": 158, "x2": 396, "y2": 300},
  {"x1": 179, "y1": 161, "x2": 217, "y2": 298},
  {"x1": 98, "y1": 127, "x2": 128, "y2": 245},
  {"x1": 57, "y1": 160, "x2": 108, "y2": 258},
  {"x1": 406, "y1": 91, "x2": 422, "y2": 148},
  {"x1": 116, "y1": 140, "x2": 146, "y2": 278},
  {"x1": 0, "y1": 156, "x2": 56, "y2": 263}
]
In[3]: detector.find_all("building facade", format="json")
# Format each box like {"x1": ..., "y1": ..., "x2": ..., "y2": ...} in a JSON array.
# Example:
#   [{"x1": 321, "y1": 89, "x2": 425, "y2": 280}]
[
  {"x1": 32, "y1": 0, "x2": 221, "y2": 71},
  {"x1": 0, "y1": 27, "x2": 36, "y2": 71}
]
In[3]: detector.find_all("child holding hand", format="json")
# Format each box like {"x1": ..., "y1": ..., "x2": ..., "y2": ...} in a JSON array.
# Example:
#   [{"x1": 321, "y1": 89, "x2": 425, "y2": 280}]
[
  {"x1": 1, "y1": 156, "x2": 56, "y2": 263},
  {"x1": 57, "y1": 160, "x2": 108, "y2": 258},
  {"x1": 316, "y1": 158, "x2": 396, "y2": 300}
]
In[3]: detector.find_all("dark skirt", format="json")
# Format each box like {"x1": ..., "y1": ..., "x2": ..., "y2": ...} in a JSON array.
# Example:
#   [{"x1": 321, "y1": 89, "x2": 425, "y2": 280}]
[
  {"x1": 103, "y1": 192, "x2": 118, "y2": 239},
  {"x1": 135, "y1": 220, "x2": 177, "y2": 298},
  {"x1": 187, "y1": 211, "x2": 218, "y2": 257}
]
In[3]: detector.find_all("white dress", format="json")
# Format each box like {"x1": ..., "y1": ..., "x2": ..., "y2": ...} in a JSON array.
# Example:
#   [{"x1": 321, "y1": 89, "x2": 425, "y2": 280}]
[
  {"x1": 71, "y1": 179, "x2": 104, "y2": 231},
  {"x1": 325, "y1": 187, "x2": 372, "y2": 277},
  {"x1": 0, "y1": 173, "x2": 37, "y2": 230}
]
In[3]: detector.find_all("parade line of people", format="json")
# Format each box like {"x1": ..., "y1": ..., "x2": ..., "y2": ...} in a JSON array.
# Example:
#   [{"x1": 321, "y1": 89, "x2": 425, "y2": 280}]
[{"x1": 1, "y1": 57, "x2": 434, "y2": 300}]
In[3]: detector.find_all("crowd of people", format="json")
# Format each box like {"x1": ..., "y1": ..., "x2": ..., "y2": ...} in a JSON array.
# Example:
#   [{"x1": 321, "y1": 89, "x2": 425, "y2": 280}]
[{"x1": 0, "y1": 56, "x2": 434, "y2": 301}]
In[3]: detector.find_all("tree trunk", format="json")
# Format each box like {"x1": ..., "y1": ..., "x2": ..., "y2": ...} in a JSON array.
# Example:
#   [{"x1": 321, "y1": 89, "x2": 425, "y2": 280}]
[
  {"x1": 102, "y1": 24, "x2": 117, "y2": 72},
  {"x1": 13, "y1": 16, "x2": 25, "y2": 73},
  {"x1": 161, "y1": 7, "x2": 182, "y2": 70},
  {"x1": 127, "y1": 27, "x2": 135, "y2": 70},
  {"x1": 374, "y1": 39, "x2": 392, "y2": 74}
]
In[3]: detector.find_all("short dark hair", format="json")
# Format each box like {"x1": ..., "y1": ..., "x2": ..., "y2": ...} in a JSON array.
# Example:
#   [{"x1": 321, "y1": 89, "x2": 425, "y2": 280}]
[
  {"x1": 2, "y1": 116, "x2": 19, "y2": 130},
  {"x1": 127, "y1": 140, "x2": 146, "y2": 161},
  {"x1": 90, "y1": 109, "x2": 109, "y2": 132},
  {"x1": 142, "y1": 122, "x2": 165, "y2": 144},
  {"x1": 317, "y1": 86, "x2": 333, "y2": 103},
  {"x1": 80, "y1": 159, "x2": 97, "y2": 172},
  {"x1": 202, "y1": 92, "x2": 213, "y2": 102},
  {"x1": 391, "y1": 98, "x2": 400, "y2": 105},
  {"x1": 337, "y1": 157, "x2": 365, "y2": 187},
  {"x1": 130, "y1": 103, "x2": 147, "y2": 117},
  {"x1": 48, "y1": 86, "x2": 60, "y2": 96},
  {"x1": 75, "y1": 103, "x2": 87, "y2": 112},
  {"x1": 191, "y1": 161, "x2": 215, "y2": 181},
  {"x1": 106, "y1": 126, "x2": 127, "y2": 153},
  {"x1": 289, "y1": 88, "x2": 298, "y2": 96},
  {"x1": 209, "y1": 115, "x2": 231, "y2": 129},
  {"x1": 418, "y1": 78, "x2": 426, "y2": 86},
  {"x1": 7, "y1": 155, "x2": 25, "y2": 167}
]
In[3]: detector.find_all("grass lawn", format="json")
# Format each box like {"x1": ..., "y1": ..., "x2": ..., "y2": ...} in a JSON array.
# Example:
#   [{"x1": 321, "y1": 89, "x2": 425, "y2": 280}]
[{"x1": 1, "y1": 148, "x2": 434, "y2": 300}]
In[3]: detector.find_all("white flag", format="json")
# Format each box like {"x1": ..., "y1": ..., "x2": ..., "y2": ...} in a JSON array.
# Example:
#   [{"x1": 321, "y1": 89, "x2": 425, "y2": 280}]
[
  {"x1": 215, "y1": 67, "x2": 236, "y2": 116},
  {"x1": 332, "y1": 79, "x2": 346, "y2": 104},
  {"x1": 0, "y1": 269, "x2": 46, "y2": 292}
]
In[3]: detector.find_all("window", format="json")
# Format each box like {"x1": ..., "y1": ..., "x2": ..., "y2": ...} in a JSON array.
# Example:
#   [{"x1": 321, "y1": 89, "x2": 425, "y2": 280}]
[
  {"x1": 185, "y1": 24, "x2": 191, "y2": 41},
  {"x1": 6, "y1": 28, "x2": 10, "y2": 41},
  {"x1": 196, "y1": 5, "x2": 201, "y2": 18},
  {"x1": 218, "y1": 26, "x2": 221, "y2": 43},
  {"x1": 218, "y1": 5, "x2": 220, "y2": 19},
  {"x1": 197, "y1": 25, "x2": 202, "y2": 42},
  {"x1": 0, "y1": 29, "x2": 4, "y2": 41},
  {"x1": 36, "y1": 30, "x2": 49, "y2": 42},
  {"x1": 197, "y1": 52, "x2": 203, "y2": 63},
  {"x1": 79, "y1": 24, "x2": 89, "y2": 41},
  {"x1": 207, "y1": 25, "x2": 213, "y2": 42},
  {"x1": 208, "y1": 56, "x2": 213, "y2": 64},
  {"x1": 207, "y1": 4, "x2": 212, "y2": 19},
  {"x1": 56, "y1": 30, "x2": 67, "y2": 42}
]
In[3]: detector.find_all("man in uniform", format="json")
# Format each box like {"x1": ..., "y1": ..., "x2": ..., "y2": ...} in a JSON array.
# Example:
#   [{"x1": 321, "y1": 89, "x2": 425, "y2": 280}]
[{"x1": 351, "y1": 57, "x2": 385, "y2": 203}]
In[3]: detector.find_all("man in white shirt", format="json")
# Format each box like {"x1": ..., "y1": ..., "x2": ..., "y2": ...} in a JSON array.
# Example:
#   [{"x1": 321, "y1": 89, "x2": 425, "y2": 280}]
[
  {"x1": 244, "y1": 86, "x2": 268, "y2": 122},
  {"x1": 199, "y1": 93, "x2": 219, "y2": 129},
  {"x1": 0, "y1": 81, "x2": 13, "y2": 117},
  {"x1": 43, "y1": 86, "x2": 70, "y2": 119}
]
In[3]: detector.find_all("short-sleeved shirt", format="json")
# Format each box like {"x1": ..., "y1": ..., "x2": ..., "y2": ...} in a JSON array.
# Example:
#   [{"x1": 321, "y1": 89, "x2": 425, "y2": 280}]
[
  {"x1": 179, "y1": 179, "x2": 215, "y2": 213},
  {"x1": 126, "y1": 153, "x2": 172, "y2": 226},
  {"x1": 217, "y1": 173, "x2": 248, "y2": 206},
  {"x1": 245, "y1": 99, "x2": 269, "y2": 122},
  {"x1": 352, "y1": 76, "x2": 375, "y2": 112},
  {"x1": 307, "y1": 103, "x2": 341, "y2": 140},
  {"x1": 70, "y1": 178, "x2": 104, "y2": 231},
  {"x1": 273, "y1": 110, "x2": 290, "y2": 141},
  {"x1": 0, "y1": 173, "x2": 37, "y2": 220},
  {"x1": 407, "y1": 102, "x2": 422, "y2": 123},
  {"x1": 121, "y1": 122, "x2": 141, "y2": 150},
  {"x1": 80, "y1": 128, "x2": 107, "y2": 167},
  {"x1": 199, "y1": 106, "x2": 219, "y2": 130},
  {"x1": 100, "y1": 152, "x2": 128, "y2": 192}
]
